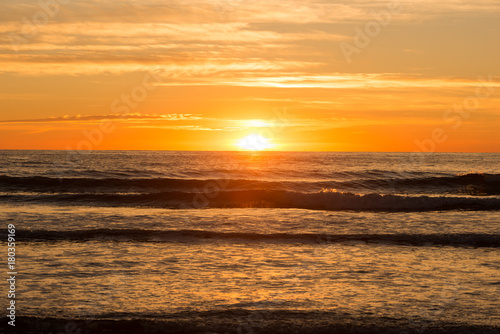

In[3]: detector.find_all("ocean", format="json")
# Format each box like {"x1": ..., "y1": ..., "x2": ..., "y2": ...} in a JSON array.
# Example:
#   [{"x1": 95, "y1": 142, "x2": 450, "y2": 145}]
[{"x1": 1, "y1": 150, "x2": 499, "y2": 334}]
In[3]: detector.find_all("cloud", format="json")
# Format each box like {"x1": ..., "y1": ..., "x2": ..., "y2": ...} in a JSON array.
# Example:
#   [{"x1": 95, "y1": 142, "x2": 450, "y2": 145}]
[
  {"x1": 1, "y1": 0, "x2": 498, "y2": 78},
  {"x1": 0, "y1": 113, "x2": 202, "y2": 123},
  {"x1": 157, "y1": 73, "x2": 500, "y2": 89}
]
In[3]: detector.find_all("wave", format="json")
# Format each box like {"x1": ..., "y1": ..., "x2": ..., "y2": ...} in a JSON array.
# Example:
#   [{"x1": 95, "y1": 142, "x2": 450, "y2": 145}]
[
  {"x1": 5, "y1": 228, "x2": 499, "y2": 247},
  {"x1": 0, "y1": 175, "x2": 286, "y2": 192},
  {"x1": 2, "y1": 189, "x2": 500, "y2": 212},
  {"x1": 390, "y1": 173, "x2": 500, "y2": 195},
  {"x1": 1, "y1": 173, "x2": 499, "y2": 195}
]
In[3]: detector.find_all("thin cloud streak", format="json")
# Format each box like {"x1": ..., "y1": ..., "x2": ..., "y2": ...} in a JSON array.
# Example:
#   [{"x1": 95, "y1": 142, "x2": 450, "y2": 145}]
[{"x1": 0, "y1": 113, "x2": 201, "y2": 124}]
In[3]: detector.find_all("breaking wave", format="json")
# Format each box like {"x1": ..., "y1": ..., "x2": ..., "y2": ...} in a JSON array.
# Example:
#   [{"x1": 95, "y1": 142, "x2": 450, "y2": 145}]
[
  {"x1": 1, "y1": 189, "x2": 499, "y2": 212},
  {"x1": 0, "y1": 172, "x2": 499, "y2": 195}
]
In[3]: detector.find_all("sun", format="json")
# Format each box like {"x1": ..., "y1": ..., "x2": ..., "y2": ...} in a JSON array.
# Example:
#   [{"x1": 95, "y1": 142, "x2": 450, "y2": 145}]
[{"x1": 237, "y1": 134, "x2": 273, "y2": 151}]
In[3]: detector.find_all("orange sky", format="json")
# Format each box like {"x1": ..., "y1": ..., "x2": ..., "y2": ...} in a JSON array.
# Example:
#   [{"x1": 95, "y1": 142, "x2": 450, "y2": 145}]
[{"x1": 0, "y1": 0, "x2": 499, "y2": 152}]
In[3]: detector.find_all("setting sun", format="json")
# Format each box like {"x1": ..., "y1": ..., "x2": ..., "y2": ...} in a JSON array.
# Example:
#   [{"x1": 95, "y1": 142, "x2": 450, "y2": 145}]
[
  {"x1": 236, "y1": 134, "x2": 273, "y2": 151},
  {"x1": 2, "y1": 1, "x2": 500, "y2": 333}
]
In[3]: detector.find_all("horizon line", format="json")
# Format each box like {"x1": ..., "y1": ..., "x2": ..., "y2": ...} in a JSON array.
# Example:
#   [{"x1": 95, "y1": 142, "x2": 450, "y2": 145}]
[{"x1": 1, "y1": 149, "x2": 499, "y2": 154}]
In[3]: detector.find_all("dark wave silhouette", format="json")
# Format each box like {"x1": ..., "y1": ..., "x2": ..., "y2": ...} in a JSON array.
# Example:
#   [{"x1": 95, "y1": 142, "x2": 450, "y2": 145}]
[
  {"x1": 6, "y1": 229, "x2": 499, "y2": 247},
  {"x1": 1, "y1": 173, "x2": 499, "y2": 195},
  {"x1": 1, "y1": 189, "x2": 500, "y2": 211}
]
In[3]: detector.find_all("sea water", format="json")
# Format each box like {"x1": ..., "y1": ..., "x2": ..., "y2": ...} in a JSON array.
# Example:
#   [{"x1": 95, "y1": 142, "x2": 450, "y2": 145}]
[{"x1": 1, "y1": 151, "x2": 499, "y2": 333}]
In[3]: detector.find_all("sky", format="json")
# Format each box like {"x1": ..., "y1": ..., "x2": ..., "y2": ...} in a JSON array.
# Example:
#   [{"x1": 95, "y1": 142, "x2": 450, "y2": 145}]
[{"x1": 0, "y1": 0, "x2": 499, "y2": 151}]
